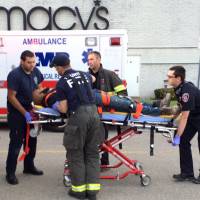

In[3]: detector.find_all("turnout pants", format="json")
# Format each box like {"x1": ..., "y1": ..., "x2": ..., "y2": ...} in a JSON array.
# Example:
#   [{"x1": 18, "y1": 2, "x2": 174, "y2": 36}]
[
  {"x1": 63, "y1": 105, "x2": 104, "y2": 195},
  {"x1": 6, "y1": 112, "x2": 37, "y2": 175},
  {"x1": 179, "y1": 116, "x2": 200, "y2": 175}
]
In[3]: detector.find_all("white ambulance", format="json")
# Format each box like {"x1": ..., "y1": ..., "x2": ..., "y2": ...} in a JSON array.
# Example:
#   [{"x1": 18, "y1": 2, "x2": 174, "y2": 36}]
[{"x1": 0, "y1": 30, "x2": 128, "y2": 122}]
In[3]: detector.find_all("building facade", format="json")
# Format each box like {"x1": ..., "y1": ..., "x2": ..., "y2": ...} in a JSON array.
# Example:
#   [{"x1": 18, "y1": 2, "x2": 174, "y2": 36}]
[{"x1": 0, "y1": 0, "x2": 200, "y2": 97}]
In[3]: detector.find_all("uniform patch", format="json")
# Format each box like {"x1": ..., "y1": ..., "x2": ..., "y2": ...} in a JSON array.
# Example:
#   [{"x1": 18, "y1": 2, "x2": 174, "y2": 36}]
[
  {"x1": 182, "y1": 93, "x2": 189, "y2": 103},
  {"x1": 34, "y1": 76, "x2": 38, "y2": 85}
]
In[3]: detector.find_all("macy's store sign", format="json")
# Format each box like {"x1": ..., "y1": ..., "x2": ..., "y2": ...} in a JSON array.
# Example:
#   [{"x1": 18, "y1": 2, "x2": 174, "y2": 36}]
[{"x1": 0, "y1": 0, "x2": 110, "y2": 30}]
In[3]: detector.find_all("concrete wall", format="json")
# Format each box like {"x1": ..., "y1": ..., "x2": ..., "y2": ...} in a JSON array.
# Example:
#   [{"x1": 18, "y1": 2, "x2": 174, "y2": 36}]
[{"x1": 1, "y1": 0, "x2": 200, "y2": 97}]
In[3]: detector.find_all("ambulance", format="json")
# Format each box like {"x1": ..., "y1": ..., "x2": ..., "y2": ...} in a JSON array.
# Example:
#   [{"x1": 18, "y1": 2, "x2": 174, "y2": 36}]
[{"x1": 0, "y1": 30, "x2": 128, "y2": 122}]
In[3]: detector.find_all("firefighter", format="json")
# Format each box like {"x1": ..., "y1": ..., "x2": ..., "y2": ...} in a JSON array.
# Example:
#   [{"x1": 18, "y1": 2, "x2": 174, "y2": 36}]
[
  {"x1": 87, "y1": 51, "x2": 128, "y2": 167},
  {"x1": 167, "y1": 65, "x2": 200, "y2": 184},
  {"x1": 50, "y1": 54, "x2": 103, "y2": 200},
  {"x1": 6, "y1": 50, "x2": 44, "y2": 185}
]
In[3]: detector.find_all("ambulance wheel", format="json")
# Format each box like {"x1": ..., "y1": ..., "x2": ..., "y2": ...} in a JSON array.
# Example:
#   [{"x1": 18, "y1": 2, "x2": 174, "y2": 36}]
[
  {"x1": 140, "y1": 175, "x2": 151, "y2": 186},
  {"x1": 134, "y1": 162, "x2": 143, "y2": 171}
]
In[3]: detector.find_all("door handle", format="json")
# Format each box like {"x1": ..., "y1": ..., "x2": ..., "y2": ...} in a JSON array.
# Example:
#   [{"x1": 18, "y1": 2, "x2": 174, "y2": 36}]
[{"x1": 137, "y1": 76, "x2": 139, "y2": 83}]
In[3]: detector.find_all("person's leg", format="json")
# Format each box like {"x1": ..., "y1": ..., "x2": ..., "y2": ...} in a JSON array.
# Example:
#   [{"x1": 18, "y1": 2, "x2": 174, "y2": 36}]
[
  {"x1": 6, "y1": 130, "x2": 24, "y2": 175},
  {"x1": 24, "y1": 136, "x2": 36, "y2": 169},
  {"x1": 67, "y1": 149, "x2": 86, "y2": 199},
  {"x1": 85, "y1": 108, "x2": 102, "y2": 199},
  {"x1": 6, "y1": 113, "x2": 25, "y2": 184},
  {"x1": 179, "y1": 124, "x2": 196, "y2": 175},
  {"x1": 192, "y1": 124, "x2": 200, "y2": 184},
  {"x1": 23, "y1": 135, "x2": 43, "y2": 175},
  {"x1": 64, "y1": 110, "x2": 87, "y2": 199},
  {"x1": 100, "y1": 124, "x2": 109, "y2": 165}
]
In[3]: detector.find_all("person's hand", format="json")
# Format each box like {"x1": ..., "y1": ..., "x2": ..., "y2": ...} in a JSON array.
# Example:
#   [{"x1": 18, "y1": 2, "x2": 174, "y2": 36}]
[
  {"x1": 24, "y1": 111, "x2": 32, "y2": 123},
  {"x1": 52, "y1": 101, "x2": 59, "y2": 111},
  {"x1": 172, "y1": 134, "x2": 181, "y2": 146}
]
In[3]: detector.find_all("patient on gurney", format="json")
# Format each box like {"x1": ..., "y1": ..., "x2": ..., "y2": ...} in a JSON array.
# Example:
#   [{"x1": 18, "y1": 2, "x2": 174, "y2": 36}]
[{"x1": 33, "y1": 88, "x2": 180, "y2": 117}]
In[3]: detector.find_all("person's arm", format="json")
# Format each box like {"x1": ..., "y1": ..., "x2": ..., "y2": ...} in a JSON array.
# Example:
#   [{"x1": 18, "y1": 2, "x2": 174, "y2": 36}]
[
  {"x1": 110, "y1": 71, "x2": 128, "y2": 96},
  {"x1": 7, "y1": 89, "x2": 27, "y2": 115},
  {"x1": 176, "y1": 111, "x2": 190, "y2": 136},
  {"x1": 56, "y1": 100, "x2": 68, "y2": 113}
]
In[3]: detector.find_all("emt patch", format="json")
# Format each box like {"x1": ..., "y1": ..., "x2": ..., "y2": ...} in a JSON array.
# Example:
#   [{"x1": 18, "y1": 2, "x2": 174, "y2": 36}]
[{"x1": 182, "y1": 93, "x2": 189, "y2": 103}]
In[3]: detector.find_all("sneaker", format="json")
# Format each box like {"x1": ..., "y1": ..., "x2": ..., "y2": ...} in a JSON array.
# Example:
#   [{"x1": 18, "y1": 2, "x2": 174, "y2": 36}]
[
  {"x1": 160, "y1": 93, "x2": 171, "y2": 108},
  {"x1": 173, "y1": 173, "x2": 195, "y2": 182},
  {"x1": 6, "y1": 174, "x2": 19, "y2": 185},
  {"x1": 192, "y1": 176, "x2": 200, "y2": 184}
]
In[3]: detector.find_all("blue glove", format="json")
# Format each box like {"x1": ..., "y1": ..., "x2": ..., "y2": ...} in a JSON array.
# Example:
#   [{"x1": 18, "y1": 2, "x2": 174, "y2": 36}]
[
  {"x1": 52, "y1": 101, "x2": 59, "y2": 111},
  {"x1": 172, "y1": 134, "x2": 181, "y2": 146},
  {"x1": 24, "y1": 111, "x2": 32, "y2": 123}
]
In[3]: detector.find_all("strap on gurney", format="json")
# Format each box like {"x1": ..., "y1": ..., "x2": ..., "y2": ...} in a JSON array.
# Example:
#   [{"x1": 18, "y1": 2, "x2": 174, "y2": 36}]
[
  {"x1": 132, "y1": 100, "x2": 143, "y2": 119},
  {"x1": 19, "y1": 124, "x2": 30, "y2": 161}
]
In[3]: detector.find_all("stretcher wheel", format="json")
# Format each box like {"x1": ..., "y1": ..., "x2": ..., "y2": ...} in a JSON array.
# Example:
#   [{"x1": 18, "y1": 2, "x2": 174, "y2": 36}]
[
  {"x1": 63, "y1": 175, "x2": 71, "y2": 187},
  {"x1": 134, "y1": 162, "x2": 143, "y2": 171},
  {"x1": 140, "y1": 175, "x2": 151, "y2": 186}
]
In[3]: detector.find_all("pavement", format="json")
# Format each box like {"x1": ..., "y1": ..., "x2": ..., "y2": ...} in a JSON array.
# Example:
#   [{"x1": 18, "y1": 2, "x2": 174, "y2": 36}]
[{"x1": 0, "y1": 125, "x2": 200, "y2": 200}]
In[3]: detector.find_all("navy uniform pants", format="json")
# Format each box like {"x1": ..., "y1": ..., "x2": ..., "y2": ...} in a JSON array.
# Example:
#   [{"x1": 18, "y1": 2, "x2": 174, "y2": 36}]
[
  {"x1": 6, "y1": 112, "x2": 37, "y2": 175},
  {"x1": 179, "y1": 116, "x2": 200, "y2": 175}
]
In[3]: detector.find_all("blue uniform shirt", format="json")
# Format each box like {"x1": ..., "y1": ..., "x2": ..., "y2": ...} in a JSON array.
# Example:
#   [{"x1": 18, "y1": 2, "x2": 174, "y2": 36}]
[
  {"x1": 175, "y1": 81, "x2": 200, "y2": 116},
  {"x1": 56, "y1": 69, "x2": 95, "y2": 112},
  {"x1": 7, "y1": 66, "x2": 44, "y2": 112}
]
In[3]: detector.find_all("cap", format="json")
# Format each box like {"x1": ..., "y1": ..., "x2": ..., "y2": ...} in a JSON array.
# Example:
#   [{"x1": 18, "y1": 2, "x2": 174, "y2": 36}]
[{"x1": 50, "y1": 54, "x2": 70, "y2": 68}]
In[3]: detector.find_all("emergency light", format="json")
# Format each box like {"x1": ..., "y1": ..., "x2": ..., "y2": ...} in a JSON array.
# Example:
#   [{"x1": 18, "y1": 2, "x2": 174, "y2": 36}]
[
  {"x1": 85, "y1": 37, "x2": 97, "y2": 46},
  {"x1": 110, "y1": 37, "x2": 121, "y2": 46}
]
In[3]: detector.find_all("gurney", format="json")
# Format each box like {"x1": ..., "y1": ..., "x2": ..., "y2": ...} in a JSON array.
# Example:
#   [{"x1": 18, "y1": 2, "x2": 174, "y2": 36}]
[
  {"x1": 30, "y1": 107, "x2": 177, "y2": 187},
  {"x1": 97, "y1": 112, "x2": 177, "y2": 186}
]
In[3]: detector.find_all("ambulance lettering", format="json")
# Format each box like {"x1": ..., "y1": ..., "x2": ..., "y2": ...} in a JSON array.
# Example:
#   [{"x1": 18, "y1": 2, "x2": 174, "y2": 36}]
[{"x1": 35, "y1": 52, "x2": 69, "y2": 67}]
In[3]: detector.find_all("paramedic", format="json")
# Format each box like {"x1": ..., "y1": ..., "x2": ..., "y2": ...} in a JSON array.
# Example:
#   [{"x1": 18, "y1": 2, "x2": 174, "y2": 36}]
[
  {"x1": 88, "y1": 51, "x2": 128, "y2": 166},
  {"x1": 167, "y1": 65, "x2": 200, "y2": 184},
  {"x1": 6, "y1": 50, "x2": 44, "y2": 185},
  {"x1": 50, "y1": 54, "x2": 103, "y2": 200}
]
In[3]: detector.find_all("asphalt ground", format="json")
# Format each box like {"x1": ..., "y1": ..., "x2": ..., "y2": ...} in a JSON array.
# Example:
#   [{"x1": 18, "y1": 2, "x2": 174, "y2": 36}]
[{"x1": 0, "y1": 125, "x2": 200, "y2": 200}]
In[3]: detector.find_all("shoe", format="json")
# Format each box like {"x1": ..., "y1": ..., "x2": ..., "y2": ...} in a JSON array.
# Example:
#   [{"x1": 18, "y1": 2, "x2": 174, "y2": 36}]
[
  {"x1": 173, "y1": 173, "x2": 195, "y2": 182},
  {"x1": 6, "y1": 174, "x2": 19, "y2": 185},
  {"x1": 87, "y1": 194, "x2": 97, "y2": 200},
  {"x1": 192, "y1": 176, "x2": 200, "y2": 184},
  {"x1": 68, "y1": 189, "x2": 86, "y2": 199},
  {"x1": 160, "y1": 93, "x2": 171, "y2": 107},
  {"x1": 23, "y1": 167, "x2": 43, "y2": 175}
]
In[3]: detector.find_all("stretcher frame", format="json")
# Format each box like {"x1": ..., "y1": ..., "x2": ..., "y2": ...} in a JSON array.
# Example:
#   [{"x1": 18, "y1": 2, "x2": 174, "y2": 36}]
[
  {"x1": 97, "y1": 117, "x2": 176, "y2": 186},
  {"x1": 31, "y1": 108, "x2": 177, "y2": 187}
]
